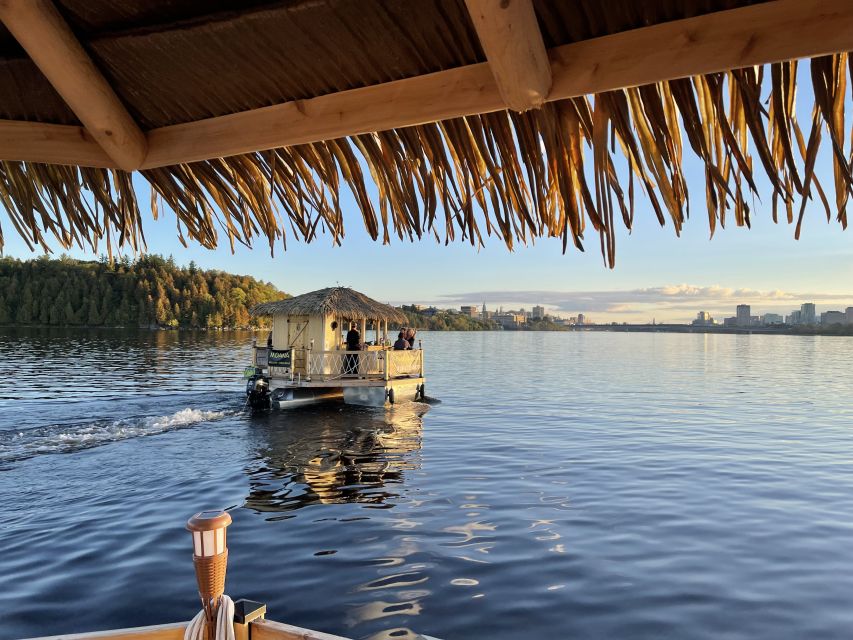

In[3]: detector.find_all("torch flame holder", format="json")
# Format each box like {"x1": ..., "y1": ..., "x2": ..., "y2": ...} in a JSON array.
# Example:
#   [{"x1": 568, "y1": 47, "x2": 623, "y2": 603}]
[{"x1": 193, "y1": 550, "x2": 228, "y2": 636}]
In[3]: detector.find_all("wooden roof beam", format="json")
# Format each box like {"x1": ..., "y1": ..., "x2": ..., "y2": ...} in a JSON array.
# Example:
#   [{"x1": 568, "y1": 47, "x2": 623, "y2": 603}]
[
  {"x1": 0, "y1": 0, "x2": 148, "y2": 171},
  {"x1": 0, "y1": 0, "x2": 852, "y2": 169},
  {"x1": 464, "y1": 0, "x2": 551, "y2": 112},
  {"x1": 0, "y1": 119, "x2": 114, "y2": 168},
  {"x1": 142, "y1": 0, "x2": 853, "y2": 169}
]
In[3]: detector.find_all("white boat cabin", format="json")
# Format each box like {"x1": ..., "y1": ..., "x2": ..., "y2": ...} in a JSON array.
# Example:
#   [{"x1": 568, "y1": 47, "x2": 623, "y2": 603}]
[{"x1": 249, "y1": 287, "x2": 424, "y2": 407}]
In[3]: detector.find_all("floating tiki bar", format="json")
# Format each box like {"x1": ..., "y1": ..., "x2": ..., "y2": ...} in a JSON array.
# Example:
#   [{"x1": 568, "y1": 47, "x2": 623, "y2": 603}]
[
  {"x1": 1, "y1": 1, "x2": 853, "y2": 264},
  {"x1": 6, "y1": 3, "x2": 853, "y2": 638},
  {"x1": 247, "y1": 287, "x2": 424, "y2": 408}
]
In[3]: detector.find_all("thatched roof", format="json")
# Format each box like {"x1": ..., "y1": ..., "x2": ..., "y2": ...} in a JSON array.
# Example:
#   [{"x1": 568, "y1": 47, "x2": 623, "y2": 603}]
[
  {"x1": 1, "y1": 1, "x2": 853, "y2": 265},
  {"x1": 251, "y1": 287, "x2": 406, "y2": 323}
]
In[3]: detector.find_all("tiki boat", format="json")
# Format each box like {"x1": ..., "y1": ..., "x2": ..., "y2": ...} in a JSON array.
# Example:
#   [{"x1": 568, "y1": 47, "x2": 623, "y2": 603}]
[{"x1": 245, "y1": 288, "x2": 424, "y2": 409}]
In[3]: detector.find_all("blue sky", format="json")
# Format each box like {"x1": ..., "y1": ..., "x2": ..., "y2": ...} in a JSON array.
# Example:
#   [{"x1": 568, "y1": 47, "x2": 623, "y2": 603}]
[
  {"x1": 3, "y1": 168, "x2": 850, "y2": 323},
  {"x1": 3, "y1": 68, "x2": 853, "y2": 323}
]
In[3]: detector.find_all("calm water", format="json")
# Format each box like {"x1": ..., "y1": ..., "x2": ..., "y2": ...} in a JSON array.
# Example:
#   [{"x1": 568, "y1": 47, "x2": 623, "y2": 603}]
[{"x1": 1, "y1": 329, "x2": 852, "y2": 640}]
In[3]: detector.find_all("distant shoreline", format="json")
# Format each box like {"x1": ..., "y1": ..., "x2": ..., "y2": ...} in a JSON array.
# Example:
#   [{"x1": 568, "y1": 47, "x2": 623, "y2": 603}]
[
  {"x1": 543, "y1": 324, "x2": 853, "y2": 337},
  {"x1": 2, "y1": 323, "x2": 852, "y2": 337}
]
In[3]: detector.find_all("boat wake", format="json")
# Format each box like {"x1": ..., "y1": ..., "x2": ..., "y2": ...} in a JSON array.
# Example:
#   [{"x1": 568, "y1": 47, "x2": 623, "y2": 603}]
[{"x1": 0, "y1": 407, "x2": 230, "y2": 465}]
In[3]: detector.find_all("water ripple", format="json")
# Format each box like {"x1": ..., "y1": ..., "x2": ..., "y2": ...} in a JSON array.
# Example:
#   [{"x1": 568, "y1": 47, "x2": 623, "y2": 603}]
[{"x1": 1, "y1": 330, "x2": 853, "y2": 640}]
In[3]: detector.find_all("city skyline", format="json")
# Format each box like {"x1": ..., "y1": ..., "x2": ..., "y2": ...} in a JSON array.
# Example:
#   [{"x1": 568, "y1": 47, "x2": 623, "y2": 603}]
[
  {"x1": 411, "y1": 296, "x2": 853, "y2": 327},
  {"x1": 420, "y1": 286, "x2": 853, "y2": 325}
]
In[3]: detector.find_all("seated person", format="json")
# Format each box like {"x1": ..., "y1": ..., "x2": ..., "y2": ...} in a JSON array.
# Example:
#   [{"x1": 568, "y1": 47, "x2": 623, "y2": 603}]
[
  {"x1": 393, "y1": 331, "x2": 410, "y2": 350},
  {"x1": 405, "y1": 327, "x2": 416, "y2": 347}
]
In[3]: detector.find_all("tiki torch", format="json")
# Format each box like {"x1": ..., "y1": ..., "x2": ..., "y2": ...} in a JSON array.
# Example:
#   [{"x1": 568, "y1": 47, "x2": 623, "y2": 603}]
[{"x1": 187, "y1": 510, "x2": 232, "y2": 640}]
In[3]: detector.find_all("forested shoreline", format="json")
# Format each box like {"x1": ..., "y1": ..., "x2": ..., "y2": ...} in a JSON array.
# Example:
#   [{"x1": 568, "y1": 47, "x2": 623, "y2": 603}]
[{"x1": 0, "y1": 255, "x2": 285, "y2": 329}]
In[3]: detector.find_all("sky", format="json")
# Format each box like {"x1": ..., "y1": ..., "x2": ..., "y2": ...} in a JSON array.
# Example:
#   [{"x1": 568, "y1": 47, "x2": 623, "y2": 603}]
[{"x1": 2, "y1": 71, "x2": 853, "y2": 323}]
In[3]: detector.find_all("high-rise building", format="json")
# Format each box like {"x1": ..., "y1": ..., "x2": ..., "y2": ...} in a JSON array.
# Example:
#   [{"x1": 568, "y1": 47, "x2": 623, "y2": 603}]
[
  {"x1": 577, "y1": 313, "x2": 586, "y2": 325},
  {"x1": 532, "y1": 305, "x2": 545, "y2": 320},
  {"x1": 846, "y1": 307, "x2": 853, "y2": 324},
  {"x1": 736, "y1": 304, "x2": 751, "y2": 326},
  {"x1": 821, "y1": 310, "x2": 845, "y2": 325},
  {"x1": 801, "y1": 303, "x2": 816, "y2": 325},
  {"x1": 460, "y1": 305, "x2": 478, "y2": 317},
  {"x1": 692, "y1": 311, "x2": 713, "y2": 326},
  {"x1": 762, "y1": 313, "x2": 783, "y2": 325},
  {"x1": 786, "y1": 310, "x2": 802, "y2": 325}
]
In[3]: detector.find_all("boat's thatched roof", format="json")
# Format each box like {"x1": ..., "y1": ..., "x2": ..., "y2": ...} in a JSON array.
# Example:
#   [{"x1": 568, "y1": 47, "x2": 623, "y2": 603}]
[
  {"x1": 1, "y1": 0, "x2": 853, "y2": 265},
  {"x1": 251, "y1": 287, "x2": 406, "y2": 323}
]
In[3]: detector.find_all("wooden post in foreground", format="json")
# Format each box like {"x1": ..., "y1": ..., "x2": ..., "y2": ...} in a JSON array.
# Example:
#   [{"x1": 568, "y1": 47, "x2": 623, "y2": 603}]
[{"x1": 233, "y1": 600, "x2": 266, "y2": 640}]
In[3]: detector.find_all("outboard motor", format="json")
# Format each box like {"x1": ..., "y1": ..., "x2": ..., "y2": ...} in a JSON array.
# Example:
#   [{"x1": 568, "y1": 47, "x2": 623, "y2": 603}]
[{"x1": 246, "y1": 374, "x2": 271, "y2": 410}]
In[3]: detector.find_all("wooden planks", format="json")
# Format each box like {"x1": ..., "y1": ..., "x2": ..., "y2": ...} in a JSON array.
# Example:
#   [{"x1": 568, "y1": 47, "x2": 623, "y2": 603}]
[
  {"x1": 464, "y1": 0, "x2": 551, "y2": 111},
  {"x1": 0, "y1": 0, "x2": 148, "y2": 170},
  {"x1": 1, "y1": 0, "x2": 852, "y2": 169},
  {"x1": 20, "y1": 622, "x2": 187, "y2": 640},
  {"x1": 251, "y1": 619, "x2": 352, "y2": 640}
]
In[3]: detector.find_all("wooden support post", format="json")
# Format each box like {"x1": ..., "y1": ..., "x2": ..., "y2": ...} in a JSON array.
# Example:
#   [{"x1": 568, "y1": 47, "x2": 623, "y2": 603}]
[
  {"x1": 0, "y1": 0, "x2": 148, "y2": 170},
  {"x1": 233, "y1": 600, "x2": 266, "y2": 640},
  {"x1": 464, "y1": 0, "x2": 551, "y2": 111},
  {"x1": 359, "y1": 318, "x2": 367, "y2": 377}
]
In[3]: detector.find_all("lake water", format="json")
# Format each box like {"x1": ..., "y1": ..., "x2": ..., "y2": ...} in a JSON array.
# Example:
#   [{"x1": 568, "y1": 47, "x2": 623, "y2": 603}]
[{"x1": 1, "y1": 329, "x2": 852, "y2": 640}]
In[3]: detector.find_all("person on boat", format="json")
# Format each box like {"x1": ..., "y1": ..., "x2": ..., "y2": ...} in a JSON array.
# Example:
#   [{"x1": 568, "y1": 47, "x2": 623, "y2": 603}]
[
  {"x1": 393, "y1": 331, "x2": 409, "y2": 350},
  {"x1": 345, "y1": 322, "x2": 361, "y2": 375},
  {"x1": 405, "y1": 327, "x2": 417, "y2": 348}
]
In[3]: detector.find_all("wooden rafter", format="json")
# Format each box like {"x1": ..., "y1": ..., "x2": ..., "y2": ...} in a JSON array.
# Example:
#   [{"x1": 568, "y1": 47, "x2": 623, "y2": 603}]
[
  {"x1": 0, "y1": 0, "x2": 147, "y2": 171},
  {"x1": 0, "y1": 0, "x2": 850, "y2": 170},
  {"x1": 464, "y1": 0, "x2": 551, "y2": 112},
  {"x1": 0, "y1": 120, "x2": 113, "y2": 168}
]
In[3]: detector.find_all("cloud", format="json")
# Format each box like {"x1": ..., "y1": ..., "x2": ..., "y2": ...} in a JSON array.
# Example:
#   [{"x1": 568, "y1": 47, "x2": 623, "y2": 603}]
[{"x1": 432, "y1": 285, "x2": 853, "y2": 323}]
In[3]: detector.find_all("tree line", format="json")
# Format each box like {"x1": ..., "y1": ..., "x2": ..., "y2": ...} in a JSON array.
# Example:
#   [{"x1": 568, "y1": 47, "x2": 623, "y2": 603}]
[
  {"x1": 400, "y1": 309, "x2": 495, "y2": 331},
  {"x1": 0, "y1": 255, "x2": 285, "y2": 329}
]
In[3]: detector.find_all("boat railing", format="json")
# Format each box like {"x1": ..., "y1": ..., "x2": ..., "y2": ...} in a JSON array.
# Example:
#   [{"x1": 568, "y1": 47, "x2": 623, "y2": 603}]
[
  {"x1": 387, "y1": 349, "x2": 423, "y2": 378},
  {"x1": 305, "y1": 349, "x2": 383, "y2": 380},
  {"x1": 299, "y1": 348, "x2": 423, "y2": 381},
  {"x1": 253, "y1": 345, "x2": 424, "y2": 381}
]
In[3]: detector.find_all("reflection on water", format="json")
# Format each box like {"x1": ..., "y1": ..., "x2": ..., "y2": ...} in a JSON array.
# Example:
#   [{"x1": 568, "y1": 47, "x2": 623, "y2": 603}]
[
  {"x1": 244, "y1": 404, "x2": 426, "y2": 513},
  {"x1": 2, "y1": 329, "x2": 853, "y2": 640},
  {"x1": 241, "y1": 404, "x2": 430, "y2": 640}
]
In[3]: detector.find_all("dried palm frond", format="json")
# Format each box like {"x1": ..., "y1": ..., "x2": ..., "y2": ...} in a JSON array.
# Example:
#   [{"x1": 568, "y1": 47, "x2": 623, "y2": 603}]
[
  {"x1": 2, "y1": 54, "x2": 853, "y2": 266},
  {"x1": 251, "y1": 286, "x2": 406, "y2": 322}
]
